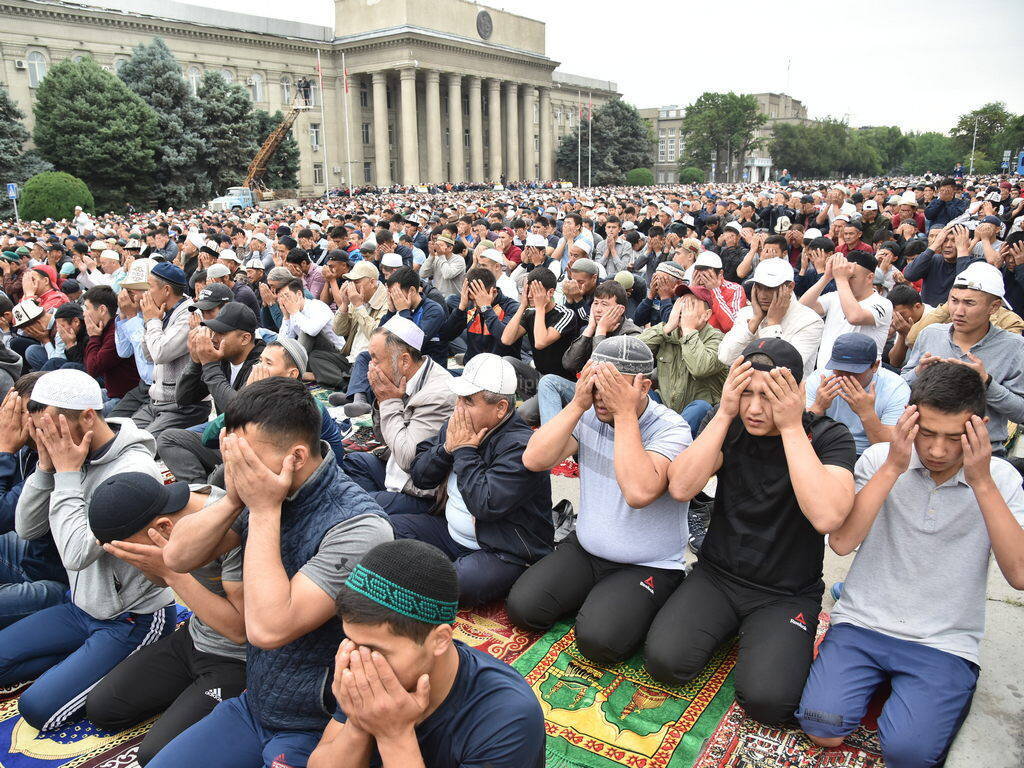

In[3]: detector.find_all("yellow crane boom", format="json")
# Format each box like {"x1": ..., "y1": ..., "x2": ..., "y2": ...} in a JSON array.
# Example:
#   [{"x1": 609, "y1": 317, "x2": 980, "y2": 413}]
[{"x1": 244, "y1": 103, "x2": 310, "y2": 198}]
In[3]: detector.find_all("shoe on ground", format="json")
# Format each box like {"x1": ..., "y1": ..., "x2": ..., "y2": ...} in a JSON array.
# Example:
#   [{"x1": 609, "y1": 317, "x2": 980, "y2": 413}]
[
  {"x1": 328, "y1": 392, "x2": 349, "y2": 407},
  {"x1": 687, "y1": 491, "x2": 713, "y2": 555},
  {"x1": 343, "y1": 402, "x2": 372, "y2": 418}
]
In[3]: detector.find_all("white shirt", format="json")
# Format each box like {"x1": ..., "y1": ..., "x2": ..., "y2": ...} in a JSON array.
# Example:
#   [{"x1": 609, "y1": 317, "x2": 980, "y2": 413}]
[
  {"x1": 445, "y1": 471, "x2": 480, "y2": 550},
  {"x1": 278, "y1": 298, "x2": 345, "y2": 351},
  {"x1": 718, "y1": 298, "x2": 825, "y2": 379},
  {"x1": 815, "y1": 291, "x2": 893, "y2": 371},
  {"x1": 496, "y1": 273, "x2": 519, "y2": 302}
]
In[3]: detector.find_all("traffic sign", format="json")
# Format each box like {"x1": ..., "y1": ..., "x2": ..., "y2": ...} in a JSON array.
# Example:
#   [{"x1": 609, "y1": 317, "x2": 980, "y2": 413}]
[
  {"x1": 1003, "y1": 150, "x2": 1012, "y2": 161},
  {"x1": 1002, "y1": 161, "x2": 1010, "y2": 170},
  {"x1": 5, "y1": 183, "x2": 17, "y2": 200}
]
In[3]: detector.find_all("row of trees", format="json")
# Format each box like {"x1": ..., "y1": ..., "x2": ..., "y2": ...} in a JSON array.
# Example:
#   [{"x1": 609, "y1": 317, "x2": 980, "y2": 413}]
[{"x1": 2, "y1": 38, "x2": 299, "y2": 214}]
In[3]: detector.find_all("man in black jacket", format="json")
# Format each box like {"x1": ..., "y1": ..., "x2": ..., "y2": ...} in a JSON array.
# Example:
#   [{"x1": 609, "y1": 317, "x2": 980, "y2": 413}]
[
  {"x1": 440, "y1": 267, "x2": 520, "y2": 362},
  {"x1": 400, "y1": 353, "x2": 553, "y2": 607}
]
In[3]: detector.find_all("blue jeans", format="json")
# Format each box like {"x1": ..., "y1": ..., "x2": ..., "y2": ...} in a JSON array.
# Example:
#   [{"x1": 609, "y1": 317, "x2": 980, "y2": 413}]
[
  {"x1": 341, "y1": 452, "x2": 432, "y2": 515},
  {"x1": 681, "y1": 399, "x2": 714, "y2": 437},
  {"x1": 0, "y1": 601, "x2": 175, "y2": 731},
  {"x1": 345, "y1": 350, "x2": 373, "y2": 401},
  {"x1": 0, "y1": 531, "x2": 66, "y2": 629},
  {"x1": 537, "y1": 374, "x2": 577, "y2": 425},
  {"x1": 146, "y1": 692, "x2": 322, "y2": 768}
]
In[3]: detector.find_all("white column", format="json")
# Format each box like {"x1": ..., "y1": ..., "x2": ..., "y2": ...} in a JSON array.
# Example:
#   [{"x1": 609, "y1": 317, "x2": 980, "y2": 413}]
[
  {"x1": 539, "y1": 86, "x2": 552, "y2": 180},
  {"x1": 467, "y1": 76, "x2": 484, "y2": 183},
  {"x1": 504, "y1": 81, "x2": 520, "y2": 181},
  {"x1": 371, "y1": 71, "x2": 391, "y2": 186},
  {"x1": 399, "y1": 67, "x2": 419, "y2": 185},
  {"x1": 447, "y1": 73, "x2": 465, "y2": 183},
  {"x1": 424, "y1": 70, "x2": 442, "y2": 183},
  {"x1": 487, "y1": 78, "x2": 502, "y2": 181},
  {"x1": 521, "y1": 85, "x2": 536, "y2": 180}
]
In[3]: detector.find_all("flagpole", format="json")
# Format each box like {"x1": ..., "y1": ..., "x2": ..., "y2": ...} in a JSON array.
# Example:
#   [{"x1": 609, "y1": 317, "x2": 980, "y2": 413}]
[
  {"x1": 341, "y1": 52, "x2": 354, "y2": 197},
  {"x1": 316, "y1": 49, "x2": 332, "y2": 197},
  {"x1": 587, "y1": 91, "x2": 592, "y2": 188},
  {"x1": 576, "y1": 89, "x2": 582, "y2": 187}
]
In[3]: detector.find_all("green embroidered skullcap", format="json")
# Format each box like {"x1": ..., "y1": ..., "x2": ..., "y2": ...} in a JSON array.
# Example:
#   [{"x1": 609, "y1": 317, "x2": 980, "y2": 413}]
[{"x1": 343, "y1": 540, "x2": 458, "y2": 625}]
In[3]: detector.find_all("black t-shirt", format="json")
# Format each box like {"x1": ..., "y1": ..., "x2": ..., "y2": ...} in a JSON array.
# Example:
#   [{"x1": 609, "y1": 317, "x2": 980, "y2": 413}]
[
  {"x1": 699, "y1": 410, "x2": 856, "y2": 595},
  {"x1": 520, "y1": 304, "x2": 576, "y2": 380}
]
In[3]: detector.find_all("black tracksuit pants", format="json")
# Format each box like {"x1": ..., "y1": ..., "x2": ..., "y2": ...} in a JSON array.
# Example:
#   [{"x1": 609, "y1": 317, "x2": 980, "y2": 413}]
[{"x1": 86, "y1": 624, "x2": 246, "y2": 766}]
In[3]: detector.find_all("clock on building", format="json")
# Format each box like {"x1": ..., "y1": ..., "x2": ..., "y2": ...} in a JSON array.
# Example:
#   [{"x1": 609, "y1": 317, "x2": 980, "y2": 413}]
[{"x1": 476, "y1": 10, "x2": 493, "y2": 40}]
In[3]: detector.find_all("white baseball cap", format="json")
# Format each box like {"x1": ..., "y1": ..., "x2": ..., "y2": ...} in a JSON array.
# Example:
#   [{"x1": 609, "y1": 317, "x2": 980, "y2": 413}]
[
  {"x1": 32, "y1": 368, "x2": 104, "y2": 411},
  {"x1": 803, "y1": 228, "x2": 823, "y2": 241},
  {"x1": 524, "y1": 233, "x2": 547, "y2": 248},
  {"x1": 751, "y1": 258, "x2": 795, "y2": 287},
  {"x1": 480, "y1": 248, "x2": 508, "y2": 267},
  {"x1": 862, "y1": 200, "x2": 879, "y2": 212},
  {"x1": 952, "y1": 261, "x2": 1004, "y2": 298},
  {"x1": 206, "y1": 263, "x2": 231, "y2": 279},
  {"x1": 693, "y1": 252, "x2": 723, "y2": 270},
  {"x1": 450, "y1": 353, "x2": 517, "y2": 397},
  {"x1": 381, "y1": 315, "x2": 424, "y2": 351},
  {"x1": 218, "y1": 249, "x2": 241, "y2": 263},
  {"x1": 381, "y1": 253, "x2": 404, "y2": 268}
]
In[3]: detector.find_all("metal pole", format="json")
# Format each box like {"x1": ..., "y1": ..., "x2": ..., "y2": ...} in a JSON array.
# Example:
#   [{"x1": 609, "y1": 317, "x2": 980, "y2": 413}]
[
  {"x1": 12, "y1": 197, "x2": 19, "y2": 227},
  {"x1": 316, "y1": 50, "x2": 332, "y2": 197},
  {"x1": 576, "y1": 89, "x2": 582, "y2": 187},
  {"x1": 587, "y1": 91, "x2": 592, "y2": 188},
  {"x1": 969, "y1": 117, "x2": 978, "y2": 175},
  {"x1": 341, "y1": 52, "x2": 354, "y2": 197}
]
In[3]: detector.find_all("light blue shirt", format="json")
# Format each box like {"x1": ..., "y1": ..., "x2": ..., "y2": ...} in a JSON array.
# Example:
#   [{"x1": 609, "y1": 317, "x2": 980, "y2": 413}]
[
  {"x1": 805, "y1": 367, "x2": 910, "y2": 454},
  {"x1": 445, "y1": 471, "x2": 479, "y2": 550},
  {"x1": 114, "y1": 314, "x2": 154, "y2": 385}
]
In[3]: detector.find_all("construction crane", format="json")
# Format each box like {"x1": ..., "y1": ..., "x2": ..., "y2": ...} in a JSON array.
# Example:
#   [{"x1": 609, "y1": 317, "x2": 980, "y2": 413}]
[{"x1": 244, "y1": 101, "x2": 312, "y2": 200}]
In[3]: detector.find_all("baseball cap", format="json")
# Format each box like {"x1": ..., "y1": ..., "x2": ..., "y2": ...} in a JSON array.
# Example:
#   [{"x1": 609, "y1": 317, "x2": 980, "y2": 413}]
[
  {"x1": 380, "y1": 253, "x2": 404, "y2": 268},
  {"x1": 450, "y1": 352, "x2": 517, "y2": 397},
  {"x1": 862, "y1": 200, "x2": 879, "y2": 212},
  {"x1": 54, "y1": 302, "x2": 84, "y2": 320},
  {"x1": 524, "y1": 233, "x2": 547, "y2": 248},
  {"x1": 218, "y1": 249, "x2": 241, "y2": 264},
  {"x1": 120, "y1": 258, "x2": 155, "y2": 290},
  {"x1": 205, "y1": 263, "x2": 231, "y2": 280},
  {"x1": 981, "y1": 215, "x2": 1003, "y2": 227},
  {"x1": 11, "y1": 299, "x2": 44, "y2": 328},
  {"x1": 343, "y1": 261, "x2": 379, "y2": 281},
  {"x1": 151, "y1": 262, "x2": 188, "y2": 288},
  {"x1": 693, "y1": 252, "x2": 723, "y2": 270},
  {"x1": 59, "y1": 261, "x2": 77, "y2": 276},
  {"x1": 741, "y1": 338, "x2": 804, "y2": 381},
  {"x1": 845, "y1": 250, "x2": 878, "y2": 273},
  {"x1": 750, "y1": 259, "x2": 795, "y2": 287},
  {"x1": 381, "y1": 315, "x2": 424, "y2": 351},
  {"x1": 61, "y1": 278, "x2": 81, "y2": 295},
  {"x1": 272, "y1": 337, "x2": 308, "y2": 372},
  {"x1": 952, "y1": 261, "x2": 1005, "y2": 298},
  {"x1": 88, "y1": 472, "x2": 191, "y2": 544},
  {"x1": 202, "y1": 302, "x2": 257, "y2": 335},
  {"x1": 568, "y1": 258, "x2": 599, "y2": 276},
  {"x1": 674, "y1": 283, "x2": 715, "y2": 307},
  {"x1": 826, "y1": 333, "x2": 878, "y2": 374},
  {"x1": 590, "y1": 336, "x2": 654, "y2": 377},
  {"x1": 31, "y1": 264, "x2": 60, "y2": 289},
  {"x1": 31, "y1": 368, "x2": 104, "y2": 411},
  {"x1": 480, "y1": 248, "x2": 508, "y2": 267},
  {"x1": 654, "y1": 261, "x2": 687, "y2": 281},
  {"x1": 192, "y1": 283, "x2": 234, "y2": 310}
]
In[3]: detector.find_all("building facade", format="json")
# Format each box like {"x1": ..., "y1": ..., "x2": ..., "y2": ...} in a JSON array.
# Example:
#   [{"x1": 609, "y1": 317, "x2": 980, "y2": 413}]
[
  {"x1": 0, "y1": 0, "x2": 618, "y2": 194},
  {"x1": 639, "y1": 105, "x2": 685, "y2": 184}
]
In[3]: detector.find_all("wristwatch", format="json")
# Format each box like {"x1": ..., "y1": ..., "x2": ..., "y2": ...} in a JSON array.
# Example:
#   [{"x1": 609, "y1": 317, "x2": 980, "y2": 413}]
[{"x1": 477, "y1": 304, "x2": 491, "y2": 313}]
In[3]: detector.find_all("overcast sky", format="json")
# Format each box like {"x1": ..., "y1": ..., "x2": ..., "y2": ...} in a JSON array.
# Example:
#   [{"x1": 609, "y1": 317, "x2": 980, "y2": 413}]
[{"x1": 145, "y1": 0, "x2": 1024, "y2": 134}]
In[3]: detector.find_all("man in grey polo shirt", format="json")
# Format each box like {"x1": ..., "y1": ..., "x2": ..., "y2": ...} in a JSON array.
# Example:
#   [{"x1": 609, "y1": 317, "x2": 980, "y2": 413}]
[
  {"x1": 798, "y1": 362, "x2": 1024, "y2": 767},
  {"x1": 902, "y1": 261, "x2": 1024, "y2": 453}
]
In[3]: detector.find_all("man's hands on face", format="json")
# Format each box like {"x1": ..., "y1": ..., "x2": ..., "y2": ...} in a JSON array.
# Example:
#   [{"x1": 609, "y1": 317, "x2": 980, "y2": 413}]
[
  {"x1": 677, "y1": 295, "x2": 710, "y2": 332},
  {"x1": 33, "y1": 413, "x2": 92, "y2": 473},
  {"x1": 837, "y1": 375, "x2": 876, "y2": 417},
  {"x1": 596, "y1": 303, "x2": 624, "y2": 335},
  {"x1": 592, "y1": 362, "x2": 645, "y2": 419},
  {"x1": 445, "y1": 402, "x2": 487, "y2": 452},
  {"x1": 884, "y1": 405, "x2": 919, "y2": 474},
  {"x1": 221, "y1": 432, "x2": 294, "y2": 514},
  {"x1": 0, "y1": 391, "x2": 29, "y2": 454},
  {"x1": 763, "y1": 367, "x2": 804, "y2": 431},
  {"x1": 570, "y1": 362, "x2": 596, "y2": 412},
  {"x1": 812, "y1": 373, "x2": 842, "y2": 414},
  {"x1": 102, "y1": 528, "x2": 175, "y2": 587},
  {"x1": 765, "y1": 283, "x2": 791, "y2": 325},
  {"x1": 719, "y1": 357, "x2": 753, "y2": 418},
  {"x1": 389, "y1": 284, "x2": 412, "y2": 312},
  {"x1": 467, "y1": 279, "x2": 492, "y2": 309},
  {"x1": 961, "y1": 414, "x2": 993, "y2": 487},
  {"x1": 139, "y1": 292, "x2": 164, "y2": 322},
  {"x1": 191, "y1": 327, "x2": 222, "y2": 365},
  {"x1": 368, "y1": 361, "x2": 405, "y2": 402}
]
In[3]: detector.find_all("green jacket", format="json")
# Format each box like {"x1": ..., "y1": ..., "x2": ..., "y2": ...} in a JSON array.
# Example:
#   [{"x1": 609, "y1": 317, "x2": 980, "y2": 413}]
[{"x1": 640, "y1": 323, "x2": 727, "y2": 412}]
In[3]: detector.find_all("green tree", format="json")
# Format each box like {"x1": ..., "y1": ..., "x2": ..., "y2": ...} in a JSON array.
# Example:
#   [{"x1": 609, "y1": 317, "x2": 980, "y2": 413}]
[
  {"x1": 19, "y1": 171, "x2": 94, "y2": 221},
  {"x1": 680, "y1": 92, "x2": 765, "y2": 182},
  {"x1": 196, "y1": 72, "x2": 260, "y2": 194},
  {"x1": 555, "y1": 99, "x2": 653, "y2": 186},
  {"x1": 678, "y1": 166, "x2": 705, "y2": 183},
  {"x1": 624, "y1": 167, "x2": 654, "y2": 186},
  {"x1": 0, "y1": 84, "x2": 53, "y2": 217},
  {"x1": 254, "y1": 110, "x2": 300, "y2": 190},
  {"x1": 903, "y1": 132, "x2": 958, "y2": 175},
  {"x1": 857, "y1": 126, "x2": 913, "y2": 173},
  {"x1": 119, "y1": 38, "x2": 210, "y2": 208},
  {"x1": 951, "y1": 103, "x2": 1011, "y2": 157},
  {"x1": 32, "y1": 57, "x2": 159, "y2": 211}
]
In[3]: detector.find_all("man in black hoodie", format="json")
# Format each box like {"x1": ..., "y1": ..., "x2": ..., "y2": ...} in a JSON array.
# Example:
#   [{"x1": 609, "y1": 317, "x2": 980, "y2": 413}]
[
  {"x1": 439, "y1": 267, "x2": 519, "y2": 362},
  {"x1": 404, "y1": 354, "x2": 553, "y2": 608}
]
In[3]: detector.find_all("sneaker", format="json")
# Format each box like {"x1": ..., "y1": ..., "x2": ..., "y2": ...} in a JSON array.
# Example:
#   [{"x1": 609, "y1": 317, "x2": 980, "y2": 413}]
[
  {"x1": 453, "y1": 353, "x2": 465, "y2": 367},
  {"x1": 343, "y1": 402, "x2": 372, "y2": 419},
  {"x1": 687, "y1": 492, "x2": 713, "y2": 555},
  {"x1": 328, "y1": 392, "x2": 349, "y2": 407},
  {"x1": 552, "y1": 499, "x2": 576, "y2": 544},
  {"x1": 830, "y1": 582, "x2": 844, "y2": 601}
]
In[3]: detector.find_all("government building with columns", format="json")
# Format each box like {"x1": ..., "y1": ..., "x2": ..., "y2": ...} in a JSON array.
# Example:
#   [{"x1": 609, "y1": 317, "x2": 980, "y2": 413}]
[{"x1": 0, "y1": 0, "x2": 619, "y2": 194}]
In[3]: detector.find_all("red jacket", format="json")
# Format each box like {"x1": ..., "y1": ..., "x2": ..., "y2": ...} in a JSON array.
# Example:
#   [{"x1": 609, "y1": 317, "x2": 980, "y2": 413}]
[
  {"x1": 85, "y1": 320, "x2": 140, "y2": 399},
  {"x1": 34, "y1": 288, "x2": 69, "y2": 310}
]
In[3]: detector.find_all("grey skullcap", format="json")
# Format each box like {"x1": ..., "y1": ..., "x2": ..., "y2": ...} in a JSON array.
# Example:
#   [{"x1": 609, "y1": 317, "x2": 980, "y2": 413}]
[
  {"x1": 271, "y1": 337, "x2": 309, "y2": 373},
  {"x1": 591, "y1": 336, "x2": 654, "y2": 376}
]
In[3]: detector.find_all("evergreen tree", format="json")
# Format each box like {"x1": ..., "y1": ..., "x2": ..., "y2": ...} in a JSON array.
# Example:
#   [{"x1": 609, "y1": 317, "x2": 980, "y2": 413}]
[
  {"x1": 196, "y1": 72, "x2": 260, "y2": 194},
  {"x1": 119, "y1": 38, "x2": 210, "y2": 208},
  {"x1": 32, "y1": 57, "x2": 159, "y2": 212},
  {"x1": 680, "y1": 92, "x2": 765, "y2": 182},
  {"x1": 254, "y1": 109, "x2": 300, "y2": 190},
  {"x1": 555, "y1": 99, "x2": 653, "y2": 186},
  {"x1": 0, "y1": 84, "x2": 53, "y2": 217}
]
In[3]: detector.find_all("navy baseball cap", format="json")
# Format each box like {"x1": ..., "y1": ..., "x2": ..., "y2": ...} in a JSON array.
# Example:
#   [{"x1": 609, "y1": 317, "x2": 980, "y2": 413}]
[
  {"x1": 88, "y1": 472, "x2": 191, "y2": 544},
  {"x1": 151, "y1": 261, "x2": 188, "y2": 288},
  {"x1": 826, "y1": 333, "x2": 878, "y2": 374}
]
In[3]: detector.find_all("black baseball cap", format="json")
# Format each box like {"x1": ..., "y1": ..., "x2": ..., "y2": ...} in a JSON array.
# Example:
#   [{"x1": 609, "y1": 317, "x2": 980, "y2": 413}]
[
  {"x1": 89, "y1": 472, "x2": 191, "y2": 544},
  {"x1": 201, "y1": 302, "x2": 257, "y2": 335},
  {"x1": 741, "y1": 338, "x2": 804, "y2": 381},
  {"x1": 845, "y1": 250, "x2": 878, "y2": 273},
  {"x1": 192, "y1": 283, "x2": 233, "y2": 310},
  {"x1": 54, "y1": 302, "x2": 84, "y2": 320}
]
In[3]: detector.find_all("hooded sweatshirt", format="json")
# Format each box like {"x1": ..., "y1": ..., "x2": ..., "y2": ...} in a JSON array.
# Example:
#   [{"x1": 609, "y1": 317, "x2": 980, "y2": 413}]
[{"x1": 15, "y1": 418, "x2": 172, "y2": 620}]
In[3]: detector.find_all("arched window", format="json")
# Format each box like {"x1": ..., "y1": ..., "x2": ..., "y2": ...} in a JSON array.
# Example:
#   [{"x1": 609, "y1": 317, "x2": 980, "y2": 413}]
[
  {"x1": 27, "y1": 51, "x2": 47, "y2": 88},
  {"x1": 187, "y1": 66, "x2": 201, "y2": 96},
  {"x1": 249, "y1": 73, "x2": 264, "y2": 102},
  {"x1": 220, "y1": 68, "x2": 234, "y2": 84},
  {"x1": 281, "y1": 75, "x2": 293, "y2": 105}
]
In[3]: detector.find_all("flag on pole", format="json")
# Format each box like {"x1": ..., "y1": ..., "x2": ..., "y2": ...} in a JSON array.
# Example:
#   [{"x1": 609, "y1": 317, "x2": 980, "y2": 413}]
[
  {"x1": 588, "y1": 94, "x2": 592, "y2": 121},
  {"x1": 343, "y1": 65, "x2": 350, "y2": 94}
]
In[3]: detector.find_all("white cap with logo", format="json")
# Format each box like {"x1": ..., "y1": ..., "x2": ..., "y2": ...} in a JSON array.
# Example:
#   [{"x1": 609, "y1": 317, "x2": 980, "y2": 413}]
[
  {"x1": 693, "y1": 252, "x2": 723, "y2": 270},
  {"x1": 450, "y1": 353, "x2": 518, "y2": 397},
  {"x1": 751, "y1": 258, "x2": 795, "y2": 287},
  {"x1": 952, "y1": 261, "x2": 1005, "y2": 298}
]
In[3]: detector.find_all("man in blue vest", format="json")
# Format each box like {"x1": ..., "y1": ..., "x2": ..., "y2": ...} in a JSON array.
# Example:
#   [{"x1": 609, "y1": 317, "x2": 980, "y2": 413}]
[{"x1": 153, "y1": 378, "x2": 393, "y2": 768}]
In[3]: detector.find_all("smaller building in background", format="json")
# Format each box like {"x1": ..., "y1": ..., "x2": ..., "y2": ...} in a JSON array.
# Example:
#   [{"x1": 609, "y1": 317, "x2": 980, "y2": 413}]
[
  {"x1": 742, "y1": 92, "x2": 813, "y2": 182},
  {"x1": 639, "y1": 105, "x2": 685, "y2": 184}
]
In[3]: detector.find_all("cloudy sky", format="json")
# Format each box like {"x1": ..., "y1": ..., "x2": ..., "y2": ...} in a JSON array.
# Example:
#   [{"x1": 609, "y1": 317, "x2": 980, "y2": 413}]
[{"x1": 124, "y1": 0, "x2": 1024, "y2": 134}]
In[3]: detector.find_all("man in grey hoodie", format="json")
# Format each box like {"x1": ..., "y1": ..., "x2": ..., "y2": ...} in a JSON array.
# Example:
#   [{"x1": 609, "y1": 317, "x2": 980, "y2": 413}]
[{"x1": 0, "y1": 369, "x2": 175, "y2": 732}]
